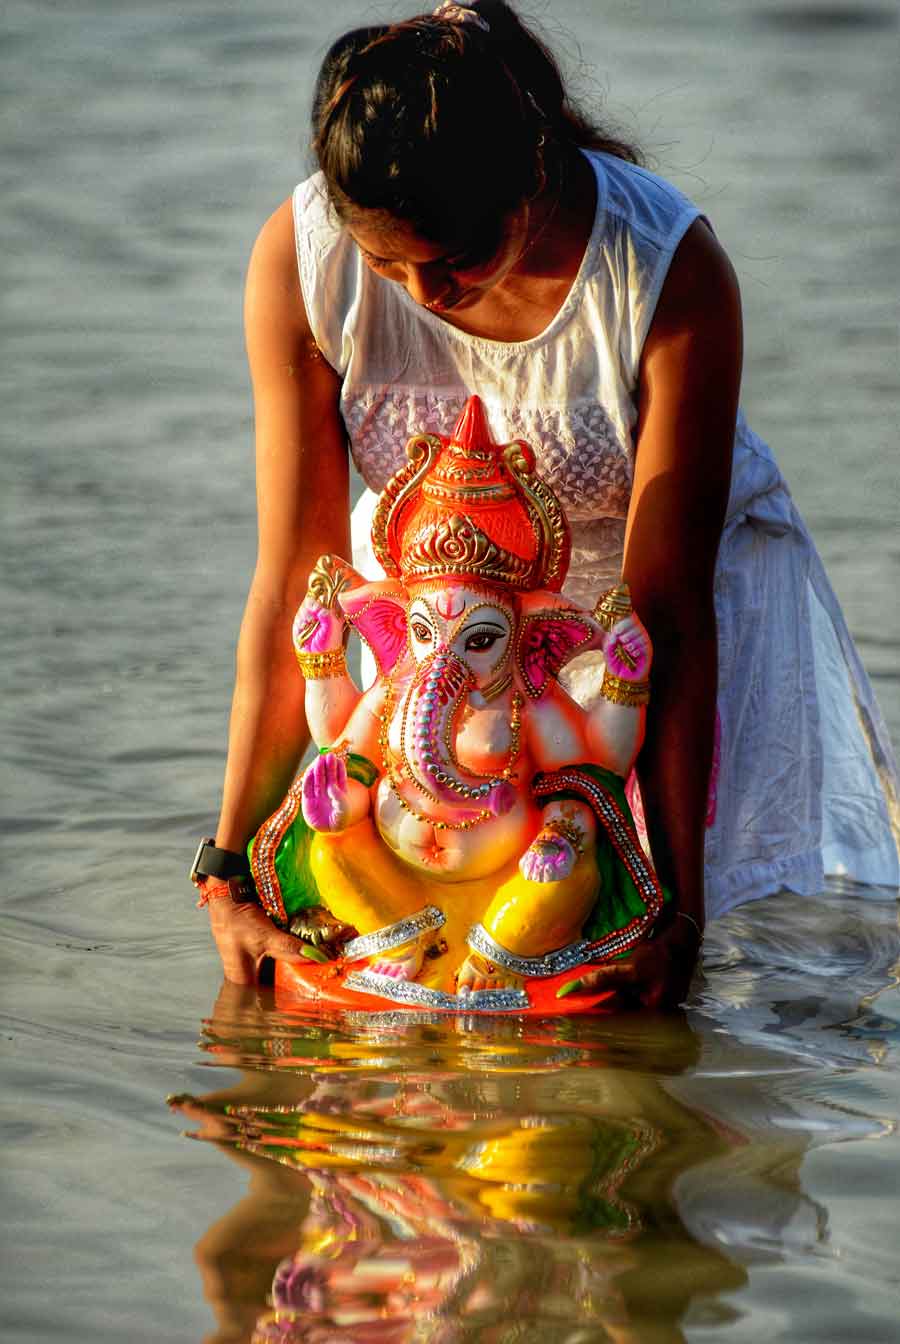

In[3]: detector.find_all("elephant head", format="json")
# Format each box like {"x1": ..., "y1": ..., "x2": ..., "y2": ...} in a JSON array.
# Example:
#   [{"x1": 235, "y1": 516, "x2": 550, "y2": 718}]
[{"x1": 341, "y1": 574, "x2": 608, "y2": 811}]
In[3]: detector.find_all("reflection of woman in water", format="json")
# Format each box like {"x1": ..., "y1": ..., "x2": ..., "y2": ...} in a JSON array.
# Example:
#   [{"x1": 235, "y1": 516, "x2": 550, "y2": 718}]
[{"x1": 194, "y1": 0, "x2": 899, "y2": 1004}]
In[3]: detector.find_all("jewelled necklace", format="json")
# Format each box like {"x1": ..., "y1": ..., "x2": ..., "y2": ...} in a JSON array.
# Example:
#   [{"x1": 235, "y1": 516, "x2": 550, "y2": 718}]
[
  {"x1": 513, "y1": 152, "x2": 566, "y2": 273},
  {"x1": 379, "y1": 675, "x2": 523, "y2": 832}
]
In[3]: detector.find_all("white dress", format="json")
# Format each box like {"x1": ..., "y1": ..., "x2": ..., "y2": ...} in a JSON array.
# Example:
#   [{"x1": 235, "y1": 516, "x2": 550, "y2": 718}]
[{"x1": 291, "y1": 150, "x2": 900, "y2": 920}]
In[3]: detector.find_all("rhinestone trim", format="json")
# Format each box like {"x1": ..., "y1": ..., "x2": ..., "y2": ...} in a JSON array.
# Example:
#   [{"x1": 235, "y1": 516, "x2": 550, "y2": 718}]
[
  {"x1": 250, "y1": 780, "x2": 303, "y2": 926},
  {"x1": 344, "y1": 969, "x2": 529, "y2": 1012},
  {"x1": 466, "y1": 923, "x2": 595, "y2": 978},
  {"x1": 342, "y1": 905, "x2": 446, "y2": 962}
]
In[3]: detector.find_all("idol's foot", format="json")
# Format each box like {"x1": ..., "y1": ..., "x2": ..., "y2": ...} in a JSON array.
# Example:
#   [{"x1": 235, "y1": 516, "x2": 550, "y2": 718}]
[
  {"x1": 369, "y1": 935, "x2": 427, "y2": 982},
  {"x1": 342, "y1": 906, "x2": 446, "y2": 983},
  {"x1": 455, "y1": 952, "x2": 524, "y2": 995}
]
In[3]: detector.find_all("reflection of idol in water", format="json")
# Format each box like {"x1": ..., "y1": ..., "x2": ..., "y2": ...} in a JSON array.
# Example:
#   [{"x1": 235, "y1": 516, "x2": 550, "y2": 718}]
[
  {"x1": 171, "y1": 984, "x2": 755, "y2": 1343},
  {"x1": 174, "y1": 888, "x2": 900, "y2": 1342}
]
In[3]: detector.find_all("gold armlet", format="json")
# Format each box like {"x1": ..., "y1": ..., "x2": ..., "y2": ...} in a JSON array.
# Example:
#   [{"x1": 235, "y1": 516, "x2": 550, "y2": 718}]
[
  {"x1": 295, "y1": 648, "x2": 348, "y2": 679},
  {"x1": 592, "y1": 582, "x2": 632, "y2": 631},
  {"x1": 600, "y1": 669, "x2": 650, "y2": 707},
  {"x1": 539, "y1": 817, "x2": 586, "y2": 853}
]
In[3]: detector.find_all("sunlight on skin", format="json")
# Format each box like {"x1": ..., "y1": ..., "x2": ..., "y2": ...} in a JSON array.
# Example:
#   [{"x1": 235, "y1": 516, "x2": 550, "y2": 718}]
[{"x1": 347, "y1": 208, "x2": 531, "y2": 315}]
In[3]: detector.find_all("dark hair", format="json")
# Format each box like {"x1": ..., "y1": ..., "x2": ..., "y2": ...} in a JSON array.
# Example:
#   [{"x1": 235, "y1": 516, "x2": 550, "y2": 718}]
[{"x1": 311, "y1": 1, "x2": 640, "y2": 248}]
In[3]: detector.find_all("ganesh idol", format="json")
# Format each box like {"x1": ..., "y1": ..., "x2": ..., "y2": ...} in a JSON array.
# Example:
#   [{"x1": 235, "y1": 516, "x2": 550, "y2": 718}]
[{"x1": 249, "y1": 396, "x2": 665, "y2": 1012}]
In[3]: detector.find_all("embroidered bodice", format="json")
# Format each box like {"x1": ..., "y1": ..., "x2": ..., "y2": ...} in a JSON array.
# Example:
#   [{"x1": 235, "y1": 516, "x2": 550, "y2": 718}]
[{"x1": 294, "y1": 149, "x2": 792, "y2": 604}]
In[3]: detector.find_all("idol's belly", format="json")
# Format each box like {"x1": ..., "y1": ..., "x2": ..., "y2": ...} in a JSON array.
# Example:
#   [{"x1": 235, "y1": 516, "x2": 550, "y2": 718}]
[{"x1": 374, "y1": 776, "x2": 539, "y2": 882}]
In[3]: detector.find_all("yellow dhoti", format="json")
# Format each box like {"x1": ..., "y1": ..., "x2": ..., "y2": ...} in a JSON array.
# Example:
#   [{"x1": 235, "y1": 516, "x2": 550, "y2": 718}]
[{"x1": 310, "y1": 817, "x2": 601, "y2": 992}]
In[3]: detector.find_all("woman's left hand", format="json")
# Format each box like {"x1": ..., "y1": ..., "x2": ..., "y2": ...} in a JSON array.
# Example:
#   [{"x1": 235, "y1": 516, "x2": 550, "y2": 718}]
[{"x1": 558, "y1": 917, "x2": 701, "y2": 1009}]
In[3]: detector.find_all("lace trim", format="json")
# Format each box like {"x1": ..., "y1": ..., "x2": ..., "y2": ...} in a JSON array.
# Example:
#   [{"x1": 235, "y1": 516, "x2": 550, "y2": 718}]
[{"x1": 343, "y1": 389, "x2": 632, "y2": 523}]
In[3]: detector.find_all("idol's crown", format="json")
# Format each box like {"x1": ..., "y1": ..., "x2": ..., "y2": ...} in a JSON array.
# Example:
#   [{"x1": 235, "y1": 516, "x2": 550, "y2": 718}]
[{"x1": 370, "y1": 396, "x2": 570, "y2": 592}]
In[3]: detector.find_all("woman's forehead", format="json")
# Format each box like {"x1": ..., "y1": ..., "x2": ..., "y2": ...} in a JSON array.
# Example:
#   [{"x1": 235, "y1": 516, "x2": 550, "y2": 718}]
[{"x1": 347, "y1": 215, "x2": 451, "y2": 263}]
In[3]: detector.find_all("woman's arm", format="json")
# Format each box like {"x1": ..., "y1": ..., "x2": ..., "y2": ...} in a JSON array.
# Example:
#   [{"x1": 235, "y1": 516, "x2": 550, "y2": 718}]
[
  {"x1": 582, "y1": 218, "x2": 741, "y2": 1006},
  {"x1": 208, "y1": 198, "x2": 351, "y2": 984}
]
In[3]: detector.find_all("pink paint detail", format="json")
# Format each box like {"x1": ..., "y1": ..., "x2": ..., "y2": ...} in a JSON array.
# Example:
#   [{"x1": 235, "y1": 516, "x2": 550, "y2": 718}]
[
  {"x1": 345, "y1": 598, "x2": 407, "y2": 673},
  {"x1": 404, "y1": 649, "x2": 504, "y2": 810},
  {"x1": 520, "y1": 834, "x2": 575, "y2": 882},
  {"x1": 624, "y1": 771, "x2": 649, "y2": 853},
  {"x1": 486, "y1": 781, "x2": 516, "y2": 816},
  {"x1": 292, "y1": 599, "x2": 344, "y2": 653},
  {"x1": 518, "y1": 614, "x2": 596, "y2": 697},
  {"x1": 435, "y1": 589, "x2": 466, "y2": 620},
  {"x1": 603, "y1": 615, "x2": 652, "y2": 682},
  {"x1": 301, "y1": 752, "x2": 349, "y2": 832}
]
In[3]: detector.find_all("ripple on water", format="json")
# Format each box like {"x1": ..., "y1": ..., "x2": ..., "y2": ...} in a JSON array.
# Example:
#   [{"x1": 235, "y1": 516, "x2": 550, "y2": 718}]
[
  {"x1": 125, "y1": 883, "x2": 899, "y2": 1340},
  {"x1": 752, "y1": 5, "x2": 898, "y2": 32}
]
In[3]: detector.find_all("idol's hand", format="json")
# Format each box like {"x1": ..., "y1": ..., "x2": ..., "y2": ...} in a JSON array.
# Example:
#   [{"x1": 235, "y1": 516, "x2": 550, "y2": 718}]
[
  {"x1": 292, "y1": 595, "x2": 345, "y2": 654},
  {"x1": 301, "y1": 750, "x2": 352, "y2": 832},
  {"x1": 603, "y1": 613, "x2": 652, "y2": 682},
  {"x1": 288, "y1": 905, "x2": 358, "y2": 960},
  {"x1": 519, "y1": 830, "x2": 577, "y2": 882},
  {"x1": 557, "y1": 916, "x2": 701, "y2": 1009}
]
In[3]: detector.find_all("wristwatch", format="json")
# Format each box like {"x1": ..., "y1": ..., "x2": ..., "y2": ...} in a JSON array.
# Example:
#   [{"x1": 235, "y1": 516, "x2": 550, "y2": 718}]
[{"x1": 190, "y1": 837, "x2": 251, "y2": 887}]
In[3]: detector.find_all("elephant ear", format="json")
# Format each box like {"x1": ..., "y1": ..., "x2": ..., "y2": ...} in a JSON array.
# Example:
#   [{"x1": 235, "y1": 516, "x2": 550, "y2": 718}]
[
  {"x1": 339, "y1": 580, "x2": 408, "y2": 675},
  {"x1": 516, "y1": 595, "x2": 603, "y2": 698}
]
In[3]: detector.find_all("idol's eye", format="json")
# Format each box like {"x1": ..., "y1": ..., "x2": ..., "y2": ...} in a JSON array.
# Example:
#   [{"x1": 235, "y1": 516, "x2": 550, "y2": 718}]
[
  {"x1": 411, "y1": 621, "x2": 433, "y2": 644},
  {"x1": 464, "y1": 630, "x2": 501, "y2": 653}
]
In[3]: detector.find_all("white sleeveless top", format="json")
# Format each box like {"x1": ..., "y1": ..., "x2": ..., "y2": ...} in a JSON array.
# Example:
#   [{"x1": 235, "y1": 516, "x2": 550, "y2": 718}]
[{"x1": 292, "y1": 151, "x2": 900, "y2": 916}]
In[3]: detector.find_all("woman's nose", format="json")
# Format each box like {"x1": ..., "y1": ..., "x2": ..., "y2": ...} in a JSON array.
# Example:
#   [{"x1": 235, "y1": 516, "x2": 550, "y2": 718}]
[{"x1": 404, "y1": 262, "x2": 451, "y2": 309}]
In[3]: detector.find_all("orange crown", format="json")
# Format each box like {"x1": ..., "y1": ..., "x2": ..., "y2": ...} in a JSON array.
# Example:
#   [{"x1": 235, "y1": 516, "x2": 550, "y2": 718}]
[{"x1": 370, "y1": 396, "x2": 570, "y2": 592}]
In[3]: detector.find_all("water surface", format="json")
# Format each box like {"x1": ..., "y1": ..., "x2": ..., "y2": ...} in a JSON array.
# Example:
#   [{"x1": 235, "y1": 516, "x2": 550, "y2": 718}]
[{"x1": 2, "y1": 2, "x2": 898, "y2": 1340}]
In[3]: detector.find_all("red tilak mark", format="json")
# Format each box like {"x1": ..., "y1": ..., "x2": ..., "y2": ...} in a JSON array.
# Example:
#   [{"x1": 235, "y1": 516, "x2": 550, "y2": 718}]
[{"x1": 435, "y1": 590, "x2": 466, "y2": 620}]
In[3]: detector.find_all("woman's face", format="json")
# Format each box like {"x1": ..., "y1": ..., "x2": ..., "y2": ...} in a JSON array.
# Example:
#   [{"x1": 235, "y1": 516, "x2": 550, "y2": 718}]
[{"x1": 346, "y1": 208, "x2": 530, "y2": 314}]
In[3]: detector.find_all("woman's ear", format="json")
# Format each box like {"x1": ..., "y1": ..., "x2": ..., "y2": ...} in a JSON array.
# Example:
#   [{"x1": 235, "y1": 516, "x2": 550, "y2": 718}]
[
  {"x1": 339, "y1": 580, "x2": 409, "y2": 675},
  {"x1": 515, "y1": 590, "x2": 603, "y2": 698}
]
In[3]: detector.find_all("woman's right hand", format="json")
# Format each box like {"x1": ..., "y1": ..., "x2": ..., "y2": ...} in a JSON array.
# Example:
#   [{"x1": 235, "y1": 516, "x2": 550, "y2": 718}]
[{"x1": 207, "y1": 891, "x2": 313, "y2": 985}]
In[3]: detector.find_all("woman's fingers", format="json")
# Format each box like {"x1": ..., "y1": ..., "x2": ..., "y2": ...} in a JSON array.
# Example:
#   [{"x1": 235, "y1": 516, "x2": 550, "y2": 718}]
[
  {"x1": 557, "y1": 931, "x2": 699, "y2": 1009},
  {"x1": 210, "y1": 900, "x2": 313, "y2": 985},
  {"x1": 262, "y1": 926, "x2": 314, "y2": 963}
]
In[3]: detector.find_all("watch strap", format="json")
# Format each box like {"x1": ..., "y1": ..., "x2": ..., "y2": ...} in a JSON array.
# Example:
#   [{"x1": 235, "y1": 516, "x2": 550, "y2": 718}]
[{"x1": 190, "y1": 837, "x2": 251, "y2": 884}]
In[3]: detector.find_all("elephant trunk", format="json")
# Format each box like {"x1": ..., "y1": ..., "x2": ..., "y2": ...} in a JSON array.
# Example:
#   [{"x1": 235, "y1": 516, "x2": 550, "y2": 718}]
[{"x1": 402, "y1": 648, "x2": 514, "y2": 816}]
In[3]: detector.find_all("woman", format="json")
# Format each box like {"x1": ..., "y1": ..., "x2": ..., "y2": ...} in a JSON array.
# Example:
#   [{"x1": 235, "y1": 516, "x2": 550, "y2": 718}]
[{"x1": 192, "y1": 1, "x2": 899, "y2": 1002}]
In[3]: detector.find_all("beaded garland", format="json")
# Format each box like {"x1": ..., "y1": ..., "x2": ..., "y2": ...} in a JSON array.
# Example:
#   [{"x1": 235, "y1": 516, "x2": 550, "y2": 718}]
[
  {"x1": 380, "y1": 673, "x2": 523, "y2": 831},
  {"x1": 250, "y1": 779, "x2": 303, "y2": 926}
]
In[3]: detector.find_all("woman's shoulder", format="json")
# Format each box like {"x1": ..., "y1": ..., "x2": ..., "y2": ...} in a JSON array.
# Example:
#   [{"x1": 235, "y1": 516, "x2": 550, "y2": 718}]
[
  {"x1": 286, "y1": 172, "x2": 361, "y2": 371},
  {"x1": 583, "y1": 150, "x2": 701, "y2": 250},
  {"x1": 292, "y1": 169, "x2": 355, "y2": 265}
]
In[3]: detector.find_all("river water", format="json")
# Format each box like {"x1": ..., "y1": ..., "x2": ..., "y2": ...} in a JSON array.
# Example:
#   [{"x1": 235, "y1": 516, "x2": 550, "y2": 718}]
[{"x1": 2, "y1": 1, "x2": 899, "y2": 1340}]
